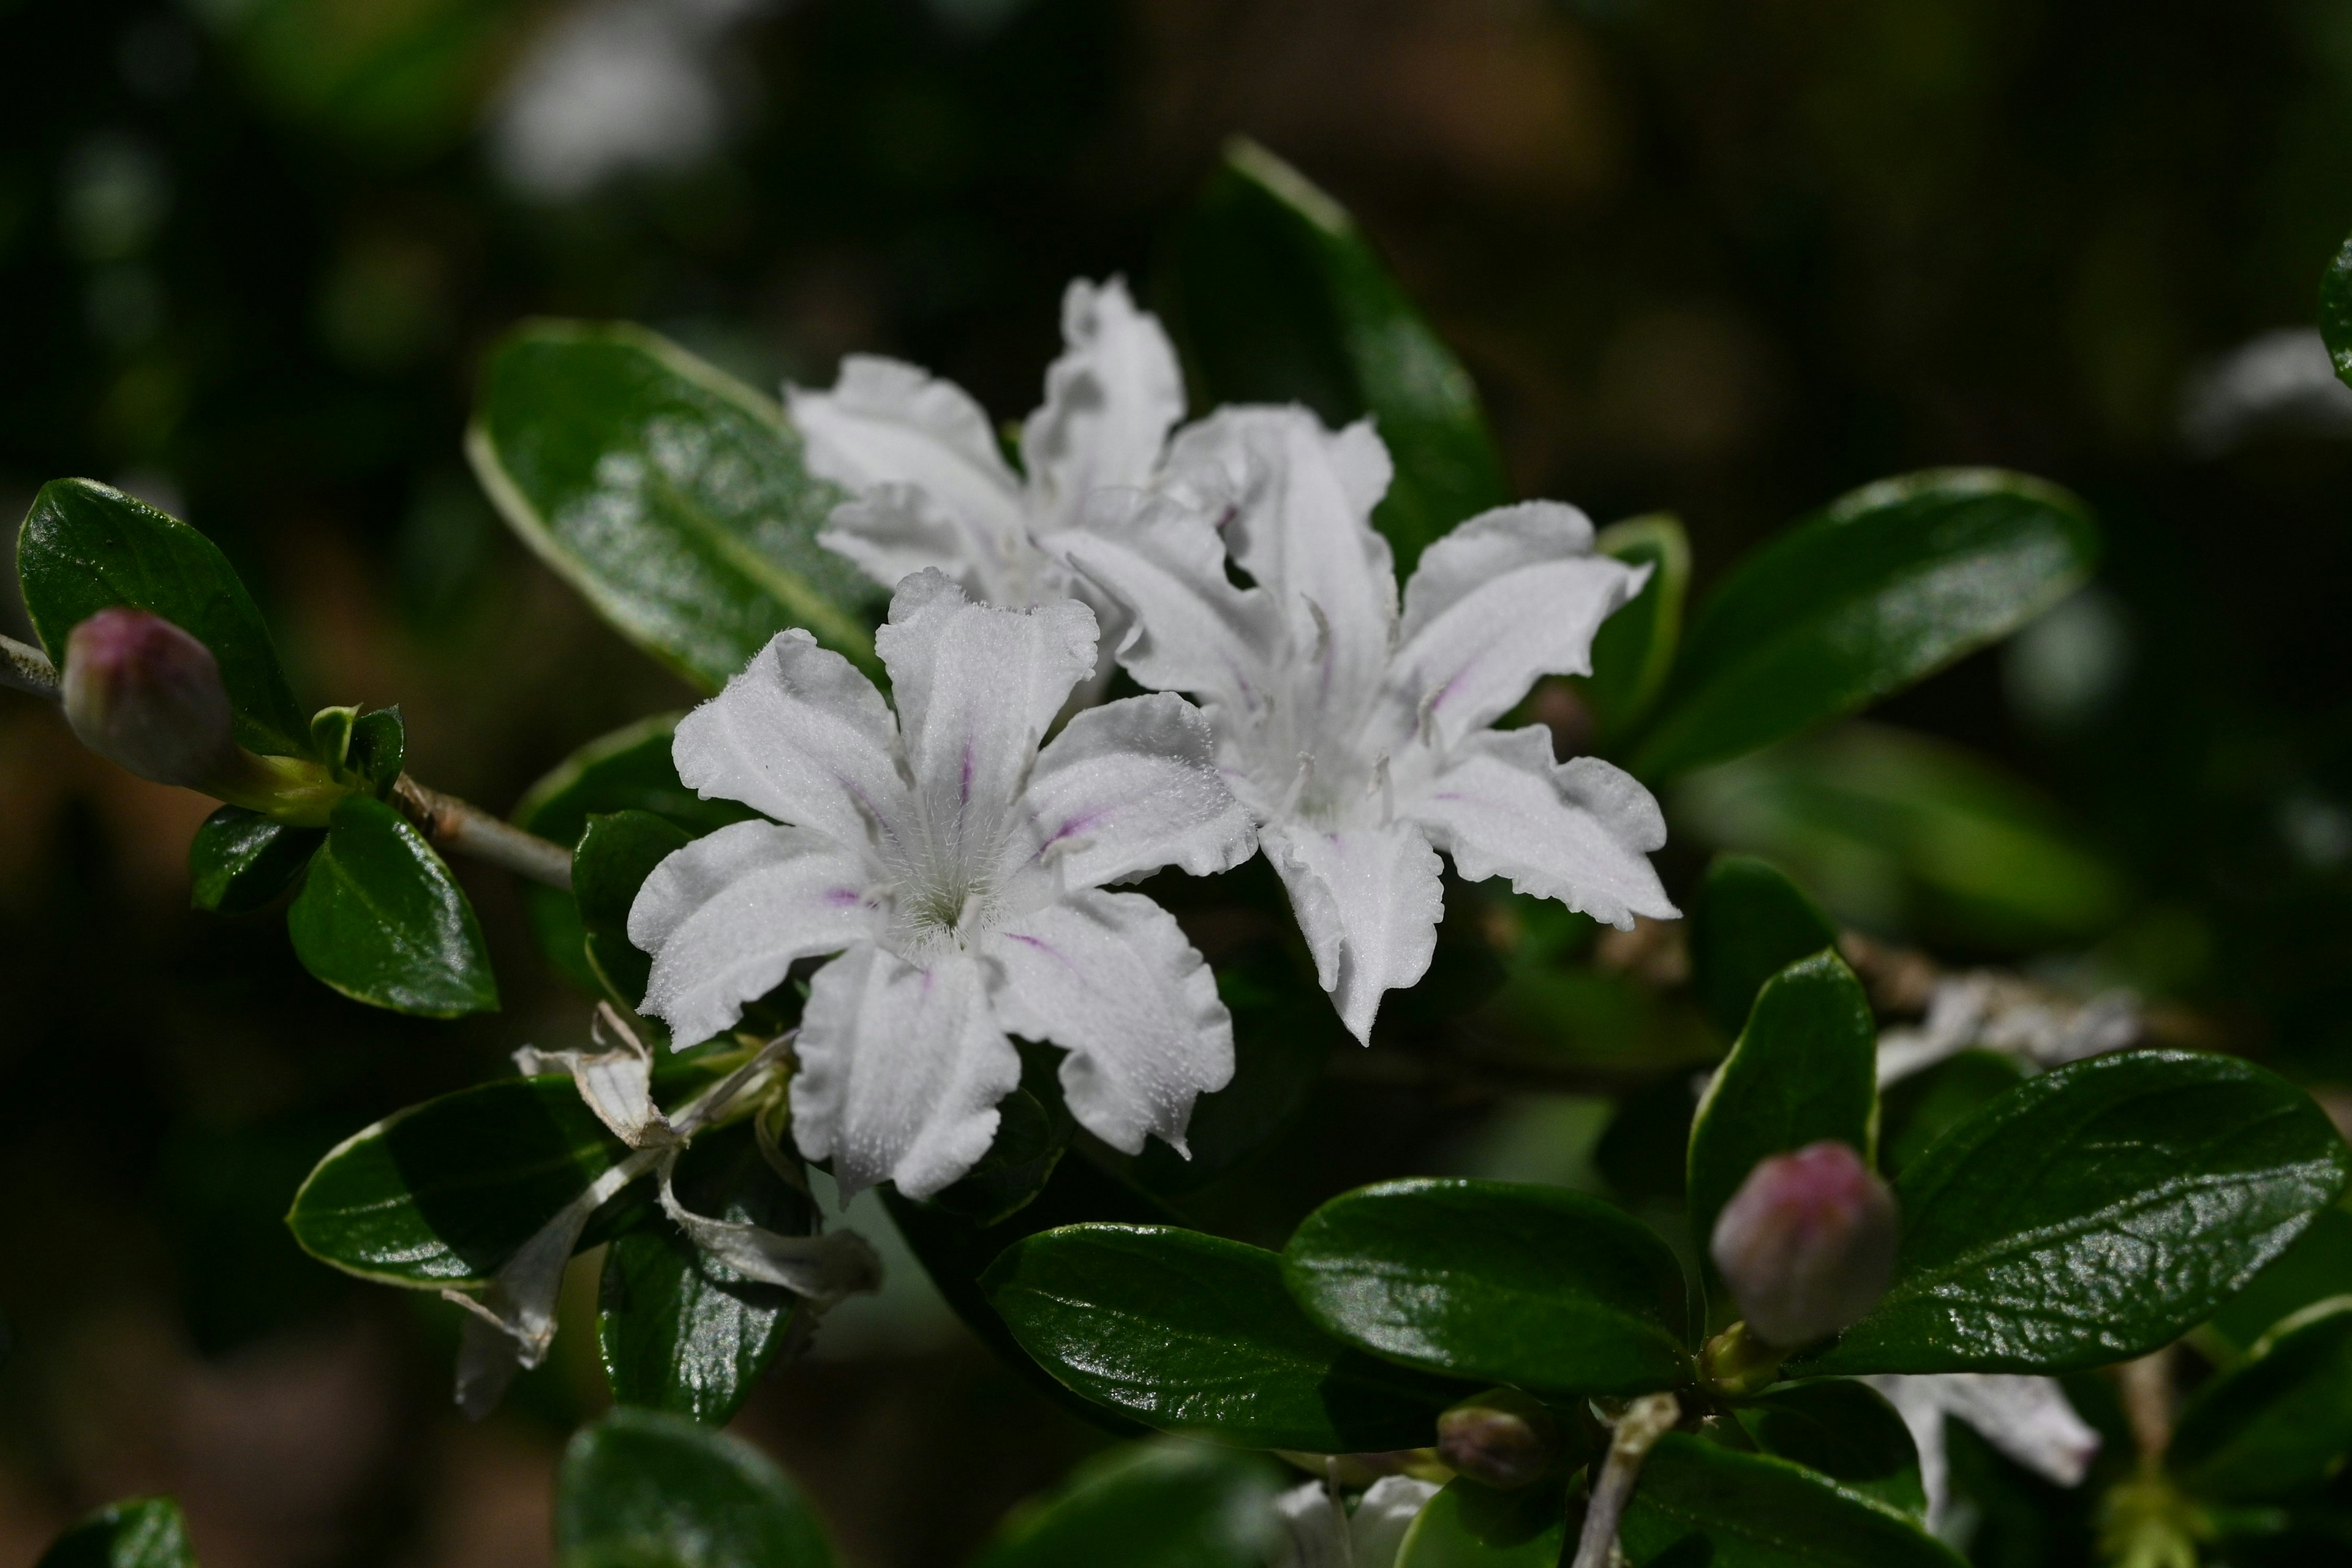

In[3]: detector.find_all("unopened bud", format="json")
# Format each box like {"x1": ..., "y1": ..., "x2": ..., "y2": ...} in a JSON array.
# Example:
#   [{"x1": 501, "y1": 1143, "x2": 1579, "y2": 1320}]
[
  {"x1": 1436, "y1": 1388, "x2": 1561, "y2": 1490},
  {"x1": 62, "y1": 608, "x2": 239, "y2": 788},
  {"x1": 1710, "y1": 1140, "x2": 1897, "y2": 1349}
]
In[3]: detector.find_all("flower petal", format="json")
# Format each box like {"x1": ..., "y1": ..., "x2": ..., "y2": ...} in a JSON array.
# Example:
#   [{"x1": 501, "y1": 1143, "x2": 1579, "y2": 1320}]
[
  {"x1": 1264, "y1": 820, "x2": 1445, "y2": 1044},
  {"x1": 1022, "y1": 278, "x2": 1186, "y2": 532},
  {"x1": 1406, "y1": 726, "x2": 1676, "y2": 930},
  {"x1": 1868, "y1": 1373, "x2": 2100, "y2": 1530},
  {"x1": 1007, "y1": 692, "x2": 1256, "y2": 895},
  {"x1": 673, "y1": 628, "x2": 910, "y2": 850},
  {"x1": 1392, "y1": 502, "x2": 1649, "y2": 749},
  {"x1": 875, "y1": 570, "x2": 1098, "y2": 841},
  {"x1": 791, "y1": 945, "x2": 1022, "y2": 1200},
  {"x1": 817, "y1": 481, "x2": 1055, "y2": 607},
  {"x1": 630, "y1": 821, "x2": 878, "y2": 1047},
  {"x1": 786, "y1": 355, "x2": 1027, "y2": 543},
  {"x1": 984, "y1": 890, "x2": 1234, "y2": 1156}
]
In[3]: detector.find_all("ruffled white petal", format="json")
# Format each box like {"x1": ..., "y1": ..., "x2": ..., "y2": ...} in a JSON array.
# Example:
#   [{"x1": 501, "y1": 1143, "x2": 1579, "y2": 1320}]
[
  {"x1": 1391, "y1": 502, "x2": 1649, "y2": 748},
  {"x1": 787, "y1": 355, "x2": 1028, "y2": 545},
  {"x1": 1022, "y1": 278, "x2": 1186, "y2": 533},
  {"x1": 791, "y1": 946, "x2": 1022, "y2": 1200},
  {"x1": 1869, "y1": 1373, "x2": 2100, "y2": 1530},
  {"x1": 984, "y1": 890, "x2": 1234, "y2": 1156},
  {"x1": 1007, "y1": 692, "x2": 1256, "y2": 896},
  {"x1": 815, "y1": 482, "x2": 1038, "y2": 602},
  {"x1": 1264, "y1": 821, "x2": 1445, "y2": 1044},
  {"x1": 1407, "y1": 727, "x2": 1676, "y2": 930},
  {"x1": 630, "y1": 820, "x2": 878, "y2": 1046},
  {"x1": 672, "y1": 629, "x2": 909, "y2": 850}
]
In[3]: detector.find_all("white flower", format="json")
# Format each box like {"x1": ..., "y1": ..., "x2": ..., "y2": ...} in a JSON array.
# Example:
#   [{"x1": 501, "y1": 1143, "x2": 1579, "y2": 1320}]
[
  {"x1": 1868, "y1": 1373, "x2": 2101, "y2": 1532},
  {"x1": 787, "y1": 277, "x2": 1185, "y2": 693},
  {"x1": 1270, "y1": 1476, "x2": 1441, "y2": 1568},
  {"x1": 627, "y1": 570, "x2": 1256, "y2": 1199},
  {"x1": 1063, "y1": 406, "x2": 1679, "y2": 1041}
]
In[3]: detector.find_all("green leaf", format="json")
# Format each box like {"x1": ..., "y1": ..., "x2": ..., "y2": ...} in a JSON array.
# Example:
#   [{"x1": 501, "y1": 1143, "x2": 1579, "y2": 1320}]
[
  {"x1": 1735, "y1": 1381, "x2": 1926, "y2": 1521},
  {"x1": 1394, "y1": 1477, "x2": 1569, "y2": 1568},
  {"x1": 469, "y1": 321, "x2": 876, "y2": 691},
  {"x1": 1686, "y1": 854, "x2": 1841, "y2": 1038},
  {"x1": 1799, "y1": 1051, "x2": 2352, "y2": 1376},
  {"x1": 17, "y1": 477, "x2": 309, "y2": 756},
  {"x1": 2324, "y1": 228, "x2": 2352, "y2": 390},
  {"x1": 36, "y1": 1498, "x2": 195, "y2": 1568},
  {"x1": 1282, "y1": 1178, "x2": 1691, "y2": 1396},
  {"x1": 2206, "y1": 1206, "x2": 2352, "y2": 1355},
  {"x1": 1673, "y1": 722, "x2": 2129, "y2": 951},
  {"x1": 346, "y1": 707, "x2": 405, "y2": 793},
  {"x1": 599, "y1": 1121, "x2": 815, "y2": 1427},
  {"x1": 574, "y1": 810, "x2": 693, "y2": 1013},
  {"x1": 925, "y1": 1087, "x2": 1068, "y2": 1229},
  {"x1": 188, "y1": 805, "x2": 322, "y2": 914},
  {"x1": 557, "y1": 1405, "x2": 834, "y2": 1568},
  {"x1": 1166, "y1": 139, "x2": 1509, "y2": 570},
  {"x1": 1575, "y1": 513, "x2": 1690, "y2": 746},
  {"x1": 1629, "y1": 470, "x2": 2100, "y2": 783},
  {"x1": 287, "y1": 794, "x2": 497, "y2": 1017},
  {"x1": 971, "y1": 1441, "x2": 1284, "y2": 1568},
  {"x1": 1879, "y1": 1051, "x2": 2026, "y2": 1178},
  {"x1": 2171, "y1": 1298, "x2": 2352, "y2": 1503},
  {"x1": 1684, "y1": 951, "x2": 1878, "y2": 1265},
  {"x1": 1619, "y1": 1432, "x2": 1964, "y2": 1567},
  {"x1": 984, "y1": 1223, "x2": 1465, "y2": 1451}
]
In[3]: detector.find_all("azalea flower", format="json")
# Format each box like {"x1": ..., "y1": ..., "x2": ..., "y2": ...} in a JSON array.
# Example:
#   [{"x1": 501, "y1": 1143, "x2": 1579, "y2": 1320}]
[
  {"x1": 627, "y1": 570, "x2": 1256, "y2": 1199},
  {"x1": 1063, "y1": 406, "x2": 1679, "y2": 1040},
  {"x1": 786, "y1": 277, "x2": 1185, "y2": 692},
  {"x1": 1868, "y1": 1373, "x2": 2101, "y2": 1531}
]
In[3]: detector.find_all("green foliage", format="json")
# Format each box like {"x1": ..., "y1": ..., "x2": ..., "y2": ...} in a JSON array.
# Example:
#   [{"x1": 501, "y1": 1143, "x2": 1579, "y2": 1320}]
[
  {"x1": 1575, "y1": 513, "x2": 1690, "y2": 746},
  {"x1": 1166, "y1": 139, "x2": 1509, "y2": 570},
  {"x1": 1628, "y1": 471, "x2": 2100, "y2": 783},
  {"x1": 1685, "y1": 951, "x2": 1878, "y2": 1256},
  {"x1": 17, "y1": 478, "x2": 309, "y2": 756},
  {"x1": 469, "y1": 321, "x2": 876, "y2": 692},
  {"x1": 1686, "y1": 854, "x2": 1842, "y2": 1038},
  {"x1": 36, "y1": 1498, "x2": 195, "y2": 1568},
  {"x1": 1877, "y1": 1050, "x2": 2026, "y2": 1178},
  {"x1": 557, "y1": 1406, "x2": 835, "y2": 1568},
  {"x1": 922, "y1": 1087, "x2": 1068, "y2": 1229},
  {"x1": 1735, "y1": 1381, "x2": 1926, "y2": 1521},
  {"x1": 1801, "y1": 1051, "x2": 2352, "y2": 1375},
  {"x1": 1619, "y1": 1433, "x2": 1964, "y2": 1567},
  {"x1": 573, "y1": 810, "x2": 693, "y2": 1014},
  {"x1": 287, "y1": 795, "x2": 497, "y2": 1017},
  {"x1": 1281, "y1": 1178, "x2": 1691, "y2": 1395},
  {"x1": 970, "y1": 1441, "x2": 1284, "y2": 1568},
  {"x1": 187, "y1": 806, "x2": 322, "y2": 914},
  {"x1": 2170, "y1": 1298, "x2": 2352, "y2": 1503},
  {"x1": 1393, "y1": 1477, "x2": 1570, "y2": 1568},
  {"x1": 984, "y1": 1222, "x2": 1464, "y2": 1451},
  {"x1": 2324, "y1": 228, "x2": 2352, "y2": 388},
  {"x1": 2205, "y1": 1205, "x2": 2352, "y2": 1354}
]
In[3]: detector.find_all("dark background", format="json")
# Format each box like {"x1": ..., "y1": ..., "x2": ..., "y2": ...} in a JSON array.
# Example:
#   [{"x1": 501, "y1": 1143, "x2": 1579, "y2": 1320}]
[{"x1": 1, "y1": 1, "x2": 2348, "y2": 1562}]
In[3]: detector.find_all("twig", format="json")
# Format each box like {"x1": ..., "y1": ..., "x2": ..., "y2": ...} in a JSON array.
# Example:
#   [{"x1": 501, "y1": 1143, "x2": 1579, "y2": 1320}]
[
  {"x1": 2118, "y1": 1347, "x2": 2177, "y2": 1469},
  {"x1": 0, "y1": 633, "x2": 59, "y2": 701},
  {"x1": 393, "y1": 774, "x2": 573, "y2": 891},
  {"x1": 1571, "y1": 1392, "x2": 1680, "y2": 1568}
]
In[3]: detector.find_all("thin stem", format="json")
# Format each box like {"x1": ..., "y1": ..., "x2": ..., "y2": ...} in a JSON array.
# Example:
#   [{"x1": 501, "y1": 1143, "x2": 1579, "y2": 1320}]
[
  {"x1": 393, "y1": 774, "x2": 573, "y2": 891},
  {"x1": 2118, "y1": 1346, "x2": 2177, "y2": 1469},
  {"x1": 0, "y1": 633, "x2": 59, "y2": 701},
  {"x1": 1571, "y1": 1392, "x2": 1680, "y2": 1568}
]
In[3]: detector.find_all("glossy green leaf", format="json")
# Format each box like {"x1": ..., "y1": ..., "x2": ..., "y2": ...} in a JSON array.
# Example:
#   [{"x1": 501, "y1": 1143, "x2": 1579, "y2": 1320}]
[
  {"x1": 971, "y1": 1441, "x2": 1284, "y2": 1568},
  {"x1": 469, "y1": 320, "x2": 876, "y2": 690},
  {"x1": 287, "y1": 794, "x2": 497, "y2": 1017},
  {"x1": 1166, "y1": 138, "x2": 1509, "y2": 570},
  {"x1": 2171, "y1": 1298, "x2": 2352, "y2": 1502},
  {"x1": 1686, "y1": 951, "x2": 1878, "y2": 1260},
  {"x1": 512, "y1": 712, "x2": 753, "y2": 993},
  {"x1": 1686, "y1": 854, "x2": 1841, "y2": 1038},
  {"x1": 1800, "y1": 1052, "x2": 2352, "y2": 1376},
  {"x1": 599, "y1": 1121, "x2": 815, "y2": 1427},
  {"x1": 17, "y1": 477, "x2": 308, "y2": 756},
  {"x1": 345, "y1": 707, "x2": 405, "y2": 792},
  {"x1": 36, "y1": 1498, "x2": 194, "y2": 1568},
  {"x1": 2206, "y1": 1206, "x2": 2352, "y2": 1355},
  {"x1": 574, "y1": 810, "x2": 693, "y2": 1012},
  {"x1": 1629, "y1": 470, "x2": 2100, "y2": 783},
  {"x1": 1394, "y1": 1477, "x2": 1568, "y2": 1568},
  {"x1": 557, "y1": 1406, "x2": 834, "y2": 1568},
  {"x1": 2323, "y1": 228, "x2": 2352, "y2": 390},
  {"x1": 985, "y1": 1223, "x2": 1464, "y2": 1451},
  {"x1": 1674, "y1": 722, "x2": 2129, "y2": 951},
  {"x1": 1736, "y1": 1381, "x2": 1926, "y2": 1520},
  {"x1": 1619, "y1": 1432, "x2": 1963, "y2": 1567},
  {"x1": 1576, "y1": 513, "x2": 1690, "y2": 745},
  {"x1": 1282, "y1": 1178, "x2": 1691, "y2": 1395},
  {"x1": 188, "y1": 805, "x2": 322, "y2": 914}
]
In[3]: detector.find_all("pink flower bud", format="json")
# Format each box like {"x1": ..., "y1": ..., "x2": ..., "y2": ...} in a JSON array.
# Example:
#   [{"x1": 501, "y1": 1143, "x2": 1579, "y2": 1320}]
[
  {"x1": 1710, "y1": 1140, "x2": 1898, "y2": 1349},
  {"x1": 1436, "y1": 1388, "x2": 1562, "y2": 1490},
  {"x1": 62, "y1": 608, "x2": 239, "y2": 789}
]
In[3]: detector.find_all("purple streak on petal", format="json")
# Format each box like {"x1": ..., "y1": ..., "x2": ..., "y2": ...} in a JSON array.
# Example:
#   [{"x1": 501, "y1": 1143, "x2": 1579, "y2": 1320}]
[
  {"x1": 824, "y1": 887, "x2": 865, "y2": 908},
  {"x1": 959, "y1": 737, "x2": 976, "y2": 808}
]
